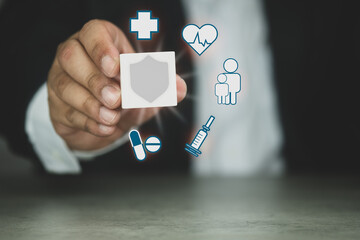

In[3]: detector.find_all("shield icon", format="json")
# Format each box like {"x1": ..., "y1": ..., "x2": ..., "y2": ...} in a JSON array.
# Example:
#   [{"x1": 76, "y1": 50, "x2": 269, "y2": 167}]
[{"x1": 130, "y1": 56, "x2": 169, "y2": 102}]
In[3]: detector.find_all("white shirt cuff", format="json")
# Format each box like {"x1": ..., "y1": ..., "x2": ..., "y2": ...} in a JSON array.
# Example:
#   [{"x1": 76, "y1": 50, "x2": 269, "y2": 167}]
[{"x1": 25, "y1": 82, "x2": 128, "y2": 174}]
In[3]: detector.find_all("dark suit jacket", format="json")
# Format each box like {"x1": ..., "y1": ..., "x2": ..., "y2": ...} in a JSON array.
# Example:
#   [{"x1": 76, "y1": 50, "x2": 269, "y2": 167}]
[{"x1": 0, "y1": 0, "x2": 359, "y2": 174}]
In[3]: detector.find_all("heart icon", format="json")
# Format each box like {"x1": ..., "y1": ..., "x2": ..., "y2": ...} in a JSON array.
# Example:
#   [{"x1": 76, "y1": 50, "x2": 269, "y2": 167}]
[{"x1": 182, "y1": 24, "x2": 218, "y2": 56}]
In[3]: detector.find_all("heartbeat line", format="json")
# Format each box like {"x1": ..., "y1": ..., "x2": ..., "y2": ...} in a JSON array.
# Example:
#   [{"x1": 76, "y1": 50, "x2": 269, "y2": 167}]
[{"x1": 189, "y1": 33, "x2": 211, "y2": 47}]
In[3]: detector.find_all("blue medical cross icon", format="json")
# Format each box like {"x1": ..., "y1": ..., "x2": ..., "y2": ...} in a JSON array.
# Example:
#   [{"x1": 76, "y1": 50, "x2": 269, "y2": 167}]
[{"x1": 130, "y1": 10, "x2": 159, "y2": 40}]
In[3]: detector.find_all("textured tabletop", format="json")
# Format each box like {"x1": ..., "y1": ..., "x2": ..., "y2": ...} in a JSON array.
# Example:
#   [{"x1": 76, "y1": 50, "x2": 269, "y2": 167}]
[{"x1": 0, "y1": 175, "x2": 359, "y2": 240}]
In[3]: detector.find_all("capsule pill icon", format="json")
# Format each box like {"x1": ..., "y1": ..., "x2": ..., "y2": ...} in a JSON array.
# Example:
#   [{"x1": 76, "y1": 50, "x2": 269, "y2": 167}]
[{"x1": 129, "y1": 130, "x2": 147, "y2": 161}]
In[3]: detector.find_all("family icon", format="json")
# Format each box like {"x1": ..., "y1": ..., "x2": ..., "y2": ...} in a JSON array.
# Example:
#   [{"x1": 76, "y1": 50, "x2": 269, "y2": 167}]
[{"x1": 215, "y1": 58, "x2": 241, "y2": 105}]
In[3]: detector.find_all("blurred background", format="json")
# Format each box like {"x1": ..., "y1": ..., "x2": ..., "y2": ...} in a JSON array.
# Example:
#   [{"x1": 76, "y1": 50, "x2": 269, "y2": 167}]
[
  {"x1": 0, "y1": 1, "x2": 360, "y2": 239},
  {"x1": 0, "y1": 0, "x2": 359, "y2": 176}
]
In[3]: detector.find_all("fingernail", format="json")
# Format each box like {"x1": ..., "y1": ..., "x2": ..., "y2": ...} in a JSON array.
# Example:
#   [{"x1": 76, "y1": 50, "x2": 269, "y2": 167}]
[
  {"x1": 101, "y1": 85, "x2": 120, "y2": 107},
  {"x1": 99, "y1": 106, "x2": 118, "y2": 124},
  {"x1": 101, "y1": 55, "x2": 116, "y2": 76},
  {"x1": 98, "y1": 124, "x2": 114, "y2": 134},
  {"x1": 177, "y1": 77, "x2": 187, "y2": 100}
]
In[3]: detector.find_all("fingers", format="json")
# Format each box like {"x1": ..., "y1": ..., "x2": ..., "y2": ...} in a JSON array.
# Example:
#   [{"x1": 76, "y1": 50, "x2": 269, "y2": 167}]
[
  {"x1": 48, "y1": 71, "x2": 121, "y2": 125},
  {"x1": 48, "y1": 18, "x2": 186, "y2": 142},
  {"x1": 48, "y1": 86, "x2": 117, "y2": 137},
  {"x1": 56, "y1": 39, "x2": 121, "y2": 109},
  {"x1": 78, "y1": 19, "x2": 135, "y2": 78},
  {"x1": 176, "y1": 75, "x2": 187, "y2": 102}
]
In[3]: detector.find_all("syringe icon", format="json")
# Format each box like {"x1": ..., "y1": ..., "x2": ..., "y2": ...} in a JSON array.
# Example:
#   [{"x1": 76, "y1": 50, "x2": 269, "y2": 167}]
[{"x1": 185, "y1": 115, "x2": 215, "y2": 157}]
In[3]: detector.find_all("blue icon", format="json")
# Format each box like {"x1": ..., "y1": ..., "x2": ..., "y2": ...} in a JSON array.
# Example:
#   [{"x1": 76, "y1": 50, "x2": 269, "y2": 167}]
[
  {"x1": 129, "y1": 130, "x2": 162, "y2": 161},
  {"x1": 215, "y1": 58, "x2": 241, "y2": 105},
  {"x1": 185, "y1": 116, "x2": 215, "y2": 157},
  {"x1": 129, "y1": 130, "x2": 147, "y2": 160},
  {"x1": 145, "y1": 136, "x2": 162, "y2": 153},
  {"x1": 130, "y1": 10, "x2": 159, "y2": 40},
  {"x1": 182, "y1": 24, "x2": 218, "y2": 55}
]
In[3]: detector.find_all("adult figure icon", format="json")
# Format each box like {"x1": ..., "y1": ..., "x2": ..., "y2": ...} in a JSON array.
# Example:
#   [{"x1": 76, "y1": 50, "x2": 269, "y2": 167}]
[{"x1": 223, "y1": 58, "x2": 241, "y2": 105}]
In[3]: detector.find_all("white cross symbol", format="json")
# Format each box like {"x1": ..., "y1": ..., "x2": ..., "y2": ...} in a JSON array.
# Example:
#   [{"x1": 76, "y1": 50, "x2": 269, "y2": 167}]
[{"x1": 130, "y1": 11, "x2": 159, "y2": 40}]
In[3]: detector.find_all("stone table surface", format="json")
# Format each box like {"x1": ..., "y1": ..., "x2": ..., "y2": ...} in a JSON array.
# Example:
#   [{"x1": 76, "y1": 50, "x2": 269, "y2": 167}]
[{"x1": 0, "y1": 174, "x2": 359, "y2": 240}]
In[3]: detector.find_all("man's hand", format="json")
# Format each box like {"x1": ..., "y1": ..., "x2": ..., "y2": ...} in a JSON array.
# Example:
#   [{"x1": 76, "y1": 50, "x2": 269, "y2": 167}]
[{"x1": 47, "y1": 20, "x2": 187, "y2": 151}]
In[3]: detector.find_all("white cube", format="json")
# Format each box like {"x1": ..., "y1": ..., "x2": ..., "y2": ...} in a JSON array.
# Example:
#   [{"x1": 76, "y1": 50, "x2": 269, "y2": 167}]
[{"x1": 120, "y1": 51, "x2": 177, "y2": 109}]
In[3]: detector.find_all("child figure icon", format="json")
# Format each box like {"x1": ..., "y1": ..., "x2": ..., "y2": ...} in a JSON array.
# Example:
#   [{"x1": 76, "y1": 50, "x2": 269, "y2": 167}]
[{"x1": 215, "y1": 58, "x2": 241, "y2": 105}]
